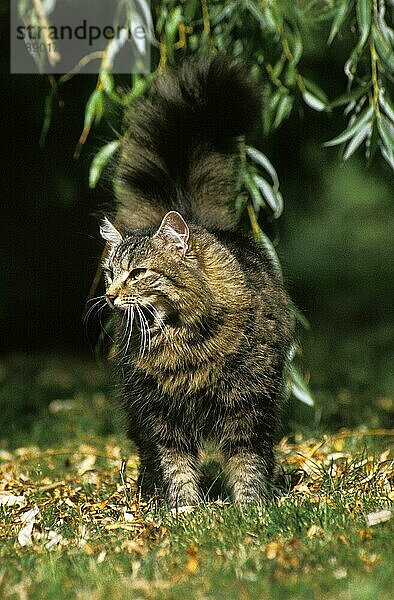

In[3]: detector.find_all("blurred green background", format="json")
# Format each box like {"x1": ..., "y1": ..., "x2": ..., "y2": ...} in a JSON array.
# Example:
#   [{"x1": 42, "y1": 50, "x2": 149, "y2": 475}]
[{"x1": 2, "y1": 1, "x2": 394, "y2": 448}]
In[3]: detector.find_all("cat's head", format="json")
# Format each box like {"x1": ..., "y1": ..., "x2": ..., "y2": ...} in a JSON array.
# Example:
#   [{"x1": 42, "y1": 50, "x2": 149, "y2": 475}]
[{"x1": 100, "y1": 211, "x2": 216, "y2": 334}]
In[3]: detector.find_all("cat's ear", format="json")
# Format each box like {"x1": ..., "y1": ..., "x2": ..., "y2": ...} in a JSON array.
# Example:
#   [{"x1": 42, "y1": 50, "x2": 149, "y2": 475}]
[
  {"x1": 153, "y1": 211, "x2": 189, "y2": 257},
  {"x1": 100, "y1": 217, "x2": 123, "y2": 244}
]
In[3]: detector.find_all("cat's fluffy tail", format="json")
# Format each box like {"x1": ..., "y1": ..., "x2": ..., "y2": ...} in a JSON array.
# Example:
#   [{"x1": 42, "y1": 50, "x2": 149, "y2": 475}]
[{"x1": 116, "y1": 57, "x2": 261, "y2": 231}]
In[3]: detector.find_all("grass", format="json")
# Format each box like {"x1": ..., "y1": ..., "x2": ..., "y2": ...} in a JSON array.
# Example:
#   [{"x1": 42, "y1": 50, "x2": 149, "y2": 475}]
[{"x1": 0, "y1": 355, "x2": 393, "y2": 599}]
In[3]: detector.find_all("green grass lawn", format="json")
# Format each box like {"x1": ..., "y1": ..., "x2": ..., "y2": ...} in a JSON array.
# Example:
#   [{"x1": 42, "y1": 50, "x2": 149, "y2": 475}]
[{"x1": 0, "y1": 355, "x2": 393, "y2": 599}]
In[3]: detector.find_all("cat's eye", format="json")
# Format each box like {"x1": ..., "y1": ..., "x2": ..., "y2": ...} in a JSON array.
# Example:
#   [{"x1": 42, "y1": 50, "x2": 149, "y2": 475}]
[{"x1": 129, "y1": 268, "x2": 147, "y2": 281}]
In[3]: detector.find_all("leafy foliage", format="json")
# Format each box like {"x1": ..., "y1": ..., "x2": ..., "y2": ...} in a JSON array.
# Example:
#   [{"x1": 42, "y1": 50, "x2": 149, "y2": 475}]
[
  {"x1": 323, "y1": 0, "x2": 394, "y2": 168},
  {"x1": 21, "y1": 0, "x2": 393, "y2": 171}
]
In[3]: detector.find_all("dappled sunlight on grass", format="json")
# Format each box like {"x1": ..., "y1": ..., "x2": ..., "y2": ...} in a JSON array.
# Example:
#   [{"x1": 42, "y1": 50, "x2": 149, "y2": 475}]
[
  {"x1": 0, "y1": 430, "x2": 393, "y2": 599},
  {"x1": 1, "y1": 355, "x2": 393, "y2": 598}
]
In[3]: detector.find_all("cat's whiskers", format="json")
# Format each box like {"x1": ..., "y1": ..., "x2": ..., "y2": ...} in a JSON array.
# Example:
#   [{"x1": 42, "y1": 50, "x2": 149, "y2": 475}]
[
  {"x1": 116, "y1": 307, "x2": 129, "y2": 354},
  {"x1": 86, "y1": 294, "x2": 106, "y2": 303},
  {"x1": 138, "y1": 305, "x2": 149, "y2": 357},
  {"x1": 83, "y1": 296, "x2": 107, "y2": 324},
  {"x1": 99, "y1": 304, "x2": 115, "y2": 343},
  {"x1": 123, "y1": 305, "x2": 135, "y2": 355},
  {"x1": 136, "y1": 305, "x2": 151, "y2": 357},
  {"x1": 114, "y1": 303, "x2": 133, "y2": 357},
  {"x1": 142, "y1": 302, "x2": 168, "y2": 338},
  {"x1": 135, "y1": 305, "x2": 145, "y2": 357}
]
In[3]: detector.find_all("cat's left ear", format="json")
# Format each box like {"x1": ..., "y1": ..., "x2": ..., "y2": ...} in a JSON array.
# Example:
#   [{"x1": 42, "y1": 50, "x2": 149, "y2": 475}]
[
  {"x1": 100, "y1": 217, "x2": 123, "y2": 244},
  {"x1": 153, "y1": 211, "x2": 189, "y2": 258}
]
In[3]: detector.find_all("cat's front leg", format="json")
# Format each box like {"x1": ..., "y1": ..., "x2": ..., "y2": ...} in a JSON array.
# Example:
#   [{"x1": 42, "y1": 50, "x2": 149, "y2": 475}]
[
  {"x1": 159, "y1": 445, "x2": 200, "y2": 509},
  {"x1": 224, "y1": 446, "x2": 274, "y2": 504},
  {"x1": 137, "y1": 443, "x2": 163, "y2": 496}
]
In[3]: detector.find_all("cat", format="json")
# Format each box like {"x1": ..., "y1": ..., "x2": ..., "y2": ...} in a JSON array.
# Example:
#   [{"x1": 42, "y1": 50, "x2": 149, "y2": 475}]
[{"x1": 98, "y1": 57, "x2": 293, "y2": 509}]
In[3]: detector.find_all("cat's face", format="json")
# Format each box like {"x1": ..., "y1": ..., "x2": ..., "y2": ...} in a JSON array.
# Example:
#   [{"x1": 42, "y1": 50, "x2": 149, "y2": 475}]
[{"x1": 100, "y1": 211, "x2": 215, "y2": 337}]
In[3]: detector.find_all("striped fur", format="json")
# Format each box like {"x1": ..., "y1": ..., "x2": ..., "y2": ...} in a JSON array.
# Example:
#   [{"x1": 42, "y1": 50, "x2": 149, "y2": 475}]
[{"x1": 101, "y1": 58, "x2": 293, "y2": 508}]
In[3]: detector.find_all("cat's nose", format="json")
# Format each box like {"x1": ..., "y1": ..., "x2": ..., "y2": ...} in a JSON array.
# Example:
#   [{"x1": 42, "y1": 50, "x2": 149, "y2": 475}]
[{"x1": 106, "y1": 294, "x2": 117, "y2": 308}]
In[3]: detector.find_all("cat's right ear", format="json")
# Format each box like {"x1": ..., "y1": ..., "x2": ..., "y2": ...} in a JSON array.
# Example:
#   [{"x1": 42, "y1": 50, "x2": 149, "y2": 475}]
[{"x1": 100, "y1": 217, "x2": 123, "y2": 244}]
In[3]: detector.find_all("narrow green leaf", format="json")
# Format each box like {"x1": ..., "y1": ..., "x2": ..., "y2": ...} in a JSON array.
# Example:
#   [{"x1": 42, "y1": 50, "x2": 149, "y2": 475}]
[
  {"x1": 373, "y1": 26, "x2": 394, "y2": 72},
  {"x1": 377, "y1": 116, "x2": 394, "y2": 170},
  {"x1": 288, "y1": 364, "x2": 314, "y2": 406},
  {"x1": 377, "y1": 9, "x2": 394, "y2": 45},
  {"x1": 99, "y1": 71, "x2": 114, "y2": 95},
  {"x1": 290, "y1": 33, "x2": 303, "y2": 66},
  {"x1": 328, "y1": 0, "x2": 352, "y2": 45},
  {"x1": 344, "y1": 0, "x2": 372, "y2": 76},
  {"x1": 303, "y1": 90, "x2": 326, "y2": 112},
  {"x1": 133, "y1": 0, "x2": 156, "y2": 45},
  {"x1": 165, "y1": 6, "x2": 182, "y2": 59},
  {"x1": 246, "y1": 203, "x2": 282, "y2": 278},
  {"x1": 379, "y1": 90, "x2": 394, "y2": 125},
  {"x1": 125, "y1": 76, "x2": 147, "y2": 104},
  {"x1": 271, "y1": 55, "x2": 286, "y2": 80},
  {"x1": 302, "y1": 77, "x2": 329, "y2": 105},
  {"x1": 263, "y1": 89, "x2": 281, "y2": 135},
  {"x1": 285, "y1": 63, "x2": 297, "y2": 87},
  {"x1": 253, "y1": 175, "x2": 283, "y2": 218},
  {"x1": 246, "y1": 147, "x2": 280, "y2": 191},
  {"x1": 89, "y1": 140, "x2": 120, "y2": 189},
  {"x1": 329, "y1": 85, "x2": 370, "y2": 109},
  {"x1": 380, "y1": 145, "x2": 394, "y2": 170},
  {"x1": 211, "y1": 1, "x2": 237, "y2": 25},
  {"x1": 244, "y1": 169, "x2": 264, "y2": 213},
  {"x1": 261, "y1": 7, "x2": 277, "y2": 33},
  {"x1": 356, "y1": 0, "x2": 372, "y2": 48},
  {"x1": 366, "y1": 120, "x2": 379, "y2": 163},
  {"x1": 293, "y1": 308, "x2": 311, "y2": 331},
  {"x1": 84, "y1": 89, "x2": 105, "y2": 131},
  {"x1": 377, "y1": 116, "x2": 394, "y2": 154},
  {"x1": 324, "y1": 106, "x2": 373, "y2": 146},
  {"x1": 102, "y1": 27, "x2": 130, "y2": 69},
  {"x1": 273, "y1": 95, "x2": 294, "y2": 129},
  {"x1": 39, "y1": 91, "x2": 55, "y2": 148},
  {"x1": 342, "y1": 122, "x2": 370, "y2": 160},
  {"x1": 244, "y1": 0, "x2": 271, "y2": 30},
  {"x1": 256, "y1": 228, "x2": 283, "y2": 280}
]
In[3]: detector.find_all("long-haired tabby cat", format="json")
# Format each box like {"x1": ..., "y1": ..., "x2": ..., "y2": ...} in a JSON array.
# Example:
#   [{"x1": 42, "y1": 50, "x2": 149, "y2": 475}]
[{"x1": 98, "y1": 57, "x2": 293, "y2": 509}]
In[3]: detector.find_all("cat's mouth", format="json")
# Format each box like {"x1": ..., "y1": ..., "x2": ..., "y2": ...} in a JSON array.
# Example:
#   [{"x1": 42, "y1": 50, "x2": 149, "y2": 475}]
[
  {"x1": 110, "y1": 295, "x2": 174, "y2": 332},
  {"x1": 109, "y1": 299, "x2": 157, "y2": 329}
]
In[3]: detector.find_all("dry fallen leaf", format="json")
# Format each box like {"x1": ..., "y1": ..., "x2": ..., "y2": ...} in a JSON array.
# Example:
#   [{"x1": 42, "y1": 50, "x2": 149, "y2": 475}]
[
  {"x1": 307, "y1": 524, "x2": 325, "y2": 538},
  {"x1": 170, "y1": 505, "x2": 196, "y2": 516},
  {"x1": 18, "y1": 506, "x2": 41, "y2": 547},
  {"x1": 0, "y1": 494, "x2": 26, "y2": 507},
  {"x1": 357, "y1": 528, "x2": 373, "y2": 541},
  {"x1": 265, "y1": 542, "x2": 280, "y2": 560},
  {"x1": 121, "y1": 539, "x2": 146, "y2": 555},
  {"x1": 0, "y1": 450, "x2": 14, "y2": 461},
  {"x1": 18, "y1": 521, "x2": 35, "y2": 547},
  {"x1": 185, "y1": 544, "x2": 198, "y2": 575},
  {"x1": 76, "y1": 455, "x2": 97, "y2": 475},
  {"x1": 333, "y1": 567, "x2": 347, "y2": 579},
  {"x1": 359, "y1": 550, "x2": 381, "y2": 568},
  {"x1": 123, "y1": 510, "x2": 134, "y2": 522},
  {"x1": 366, "y1": 509, "x2": 392, "y2": 526},
  {"x1": 48, "y1": 399, "x2": 75, "y2": 414},
  {"x1": 45, "y1": 531, "x2": 63, "y2": 550},
  {"x1": 20, "y1": 506, "x2": 41, "y2": 524}
]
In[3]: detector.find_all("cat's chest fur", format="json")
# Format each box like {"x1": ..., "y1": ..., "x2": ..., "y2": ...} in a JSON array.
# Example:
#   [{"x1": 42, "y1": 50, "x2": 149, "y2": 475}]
[{"x1": 131, "y1": 320, "x2": 248, "y2": 396}]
